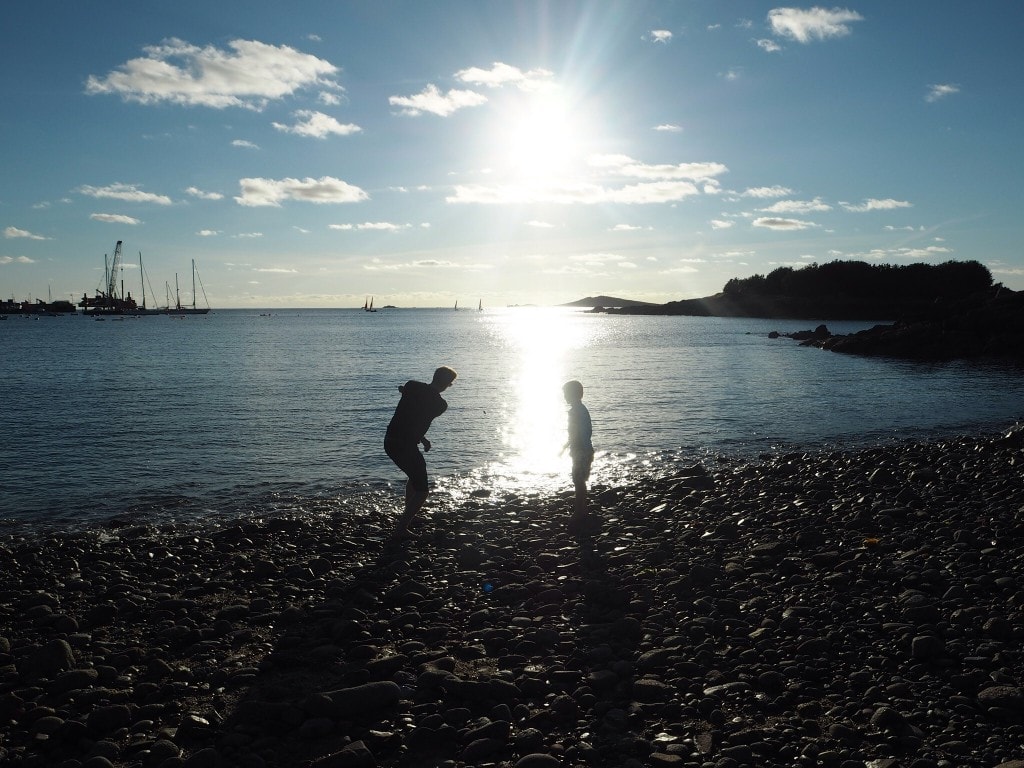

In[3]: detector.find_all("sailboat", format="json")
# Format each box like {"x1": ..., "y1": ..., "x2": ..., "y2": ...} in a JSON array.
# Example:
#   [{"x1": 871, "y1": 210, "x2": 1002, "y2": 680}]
[
  {"x1": 166, "y1": 259, "x2": 210, "y2": 315},
  {"x1": 454, "y1": 300, "x2": 458, "y2": 311},
  {"x1": 364, "y1": 296, "x2": 377, "y2": 312},
  {"x1": 478, "y1": 299, "x2": 483, "y2": 312}
]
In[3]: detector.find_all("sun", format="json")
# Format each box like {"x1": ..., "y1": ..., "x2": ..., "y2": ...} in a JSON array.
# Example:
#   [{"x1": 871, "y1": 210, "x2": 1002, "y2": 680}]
[{"x1": 488, "y1": 91, "x2": 584, "y2": 181}]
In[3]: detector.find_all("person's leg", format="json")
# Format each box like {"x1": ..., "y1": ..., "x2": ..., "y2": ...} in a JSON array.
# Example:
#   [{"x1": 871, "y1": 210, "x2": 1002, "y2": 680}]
[
  {"x1": 396, "y1": 478, "x2": 428, "y2": 533},
  {"x1": 569, "y1": 455, "x2": 591, "y2": 526}
]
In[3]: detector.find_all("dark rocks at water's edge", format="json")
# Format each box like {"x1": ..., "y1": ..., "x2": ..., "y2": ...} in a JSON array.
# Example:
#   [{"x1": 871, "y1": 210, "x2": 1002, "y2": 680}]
[
  {"x1": 768, "y1": 288, "x2": 1024, "y2": 363},
  {"x1": 614, "y1": 282, "x2": 1024, "y2": 364},
  {"x1": 2, "y1": 428, "x2": 1024, "y2": 767}
]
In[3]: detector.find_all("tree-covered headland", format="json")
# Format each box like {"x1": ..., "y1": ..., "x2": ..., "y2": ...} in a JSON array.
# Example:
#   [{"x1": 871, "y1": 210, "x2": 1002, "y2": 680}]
[
  {"x1": 608, "y1": 259, "x2": 998, "y2": 320},
  {"x1": 605, "y1": 259, "x2": 1024, "y2": 362}
]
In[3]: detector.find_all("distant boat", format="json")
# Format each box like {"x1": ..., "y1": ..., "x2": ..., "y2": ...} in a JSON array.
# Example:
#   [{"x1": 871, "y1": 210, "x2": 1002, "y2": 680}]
[
  {"x1": 80, "y1": 241, "x2": 209, "y2": 315},
  {"x1": 478, "y1": 299, "x2": 483, "y2": 312},
  {"x1": 454, "y1": 300, "x2": 458, "y2": 310},
  {"x1": 364, "y1": 296, "x2": 377, "y2": 312},
  {"x1": 166, "y1": 259, "x2": 210, "y2": 315}
]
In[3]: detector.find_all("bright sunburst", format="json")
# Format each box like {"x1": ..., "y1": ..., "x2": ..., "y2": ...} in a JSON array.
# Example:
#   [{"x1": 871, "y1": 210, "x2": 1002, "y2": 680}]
[{"x1": 487, "y1": 90, "x2": 587, "y2": 183}]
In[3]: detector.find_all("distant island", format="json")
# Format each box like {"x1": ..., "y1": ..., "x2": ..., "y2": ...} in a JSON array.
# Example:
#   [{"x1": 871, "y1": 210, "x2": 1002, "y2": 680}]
[
  {"x1": 561, "y1": 295, "x2": 658, "y2": 309},
  {"x1": 595, "y1": 260, "x2": 1024, "y2": 363}
]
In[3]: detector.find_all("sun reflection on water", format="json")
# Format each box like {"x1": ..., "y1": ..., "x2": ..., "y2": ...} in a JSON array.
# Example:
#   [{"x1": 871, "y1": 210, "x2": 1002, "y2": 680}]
[{"x1": 478, "y1": 307, "x2": 602, "y2": 491}]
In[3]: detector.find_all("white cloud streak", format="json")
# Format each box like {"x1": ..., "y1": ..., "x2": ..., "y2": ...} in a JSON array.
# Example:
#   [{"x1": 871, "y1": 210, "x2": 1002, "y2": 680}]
[
  {"x1": 78, "y1": 183, "x2": 172, "y2": 205},
  {"x1": 186, "y1": 187, "x2": 224, "y2": 200},
  {"x1": 85, "y1": 38, "x2": 340, "y2": 110},
  {"x1": 454, "y1": 62, "x2": 554, "y2": 91},
  {"x1": 389, "y1": 84, "x2": 488, "y2": 117},
  {"x1": 272, "y1": 110, "x2": 362, "y2": 138},
  {"x1": 235, "y1": 176, "x2": 369, "y2": 207},
  {"x1": 768, "y1": 7, "x2": 864, "y2": 43},
  {"x1": 841, "y1": 198, "x2": 913, "y2": 212},
  {"x1": 926, "y1": 83, "x2": 960, "y2": 102},
  {"x1": 90, "y1": 213, "x2": 142, "y2": 224},
  {"x1": 752, "y1": 216, "x2": 817, "y2": 230},
  {"x1": 759, "y1": 197, "x2": 832, "y2": 213},
  {"x1": 4, "y1": 226, "x2": 47, "y2": 240}
]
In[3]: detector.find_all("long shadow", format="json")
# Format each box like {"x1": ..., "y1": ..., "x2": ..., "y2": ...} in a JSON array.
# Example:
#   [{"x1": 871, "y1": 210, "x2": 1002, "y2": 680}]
[{"x1": 185, "y1": 483, "x2": 669, "y2": 768}]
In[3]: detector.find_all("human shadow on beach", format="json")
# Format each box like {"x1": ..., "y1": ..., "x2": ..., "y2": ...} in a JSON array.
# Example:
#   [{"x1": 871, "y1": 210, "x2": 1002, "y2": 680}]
[{"x1": 199, "y1": 489, "x2": 653, "y2": 767}]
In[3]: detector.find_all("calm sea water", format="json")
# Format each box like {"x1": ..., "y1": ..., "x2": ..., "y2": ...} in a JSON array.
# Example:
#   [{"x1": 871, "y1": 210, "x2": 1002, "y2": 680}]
[{"x1": 2, "y1": 308, "x2": 1021, "y2": 529}]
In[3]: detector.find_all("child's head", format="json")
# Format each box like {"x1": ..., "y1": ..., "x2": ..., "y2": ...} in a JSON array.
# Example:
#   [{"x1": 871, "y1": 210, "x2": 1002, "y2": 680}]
[{"x1": 562, "y1": 380, "x2": 584, "y2": 403}]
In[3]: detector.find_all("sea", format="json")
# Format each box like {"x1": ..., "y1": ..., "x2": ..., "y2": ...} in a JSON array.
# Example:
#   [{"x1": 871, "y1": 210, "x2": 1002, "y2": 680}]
[{"x1": 2, "y1": 307, "x2": 1022, "y2": 531}]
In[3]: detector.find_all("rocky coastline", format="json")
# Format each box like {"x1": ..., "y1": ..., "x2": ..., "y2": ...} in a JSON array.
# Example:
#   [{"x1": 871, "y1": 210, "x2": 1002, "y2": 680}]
[{"x1": 3, "y1": 427, "x2": 1024, "y2": 768}]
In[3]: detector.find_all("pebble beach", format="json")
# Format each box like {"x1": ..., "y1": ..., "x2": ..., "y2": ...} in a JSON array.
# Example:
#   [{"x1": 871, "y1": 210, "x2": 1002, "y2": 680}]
[{"x1": 2, "y1": 428, "x2": 1024, "y2": 768}]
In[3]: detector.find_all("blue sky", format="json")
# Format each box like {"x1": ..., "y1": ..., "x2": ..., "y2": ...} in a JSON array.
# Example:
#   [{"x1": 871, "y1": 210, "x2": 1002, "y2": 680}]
[{"x1": 2, "y1": 1, "x2": 1022, "y2": 308}]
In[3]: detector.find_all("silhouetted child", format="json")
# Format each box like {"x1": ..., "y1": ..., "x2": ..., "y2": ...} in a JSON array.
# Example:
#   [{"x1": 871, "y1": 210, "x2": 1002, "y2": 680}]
[{"x1": 562, "y1": 380, "x2": 594, "y2": 532}]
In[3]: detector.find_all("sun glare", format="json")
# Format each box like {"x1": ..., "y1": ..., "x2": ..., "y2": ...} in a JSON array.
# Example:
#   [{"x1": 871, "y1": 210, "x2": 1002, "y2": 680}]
[
  {"x1": 491, "y1": 92, "x2": 582, "y2": 181},
  {"x1": 483, "y1": 309, "x2": 599, "y2": 482}
]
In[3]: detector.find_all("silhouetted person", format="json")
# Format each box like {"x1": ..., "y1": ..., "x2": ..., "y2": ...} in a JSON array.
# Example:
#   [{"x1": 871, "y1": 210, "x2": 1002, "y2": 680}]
[
  {"x1": 562, "y1": 379, "x2": 594, "y2": 532},
  {"x1": 385, "y1": 366, "x2": 457, "y2": 537}
]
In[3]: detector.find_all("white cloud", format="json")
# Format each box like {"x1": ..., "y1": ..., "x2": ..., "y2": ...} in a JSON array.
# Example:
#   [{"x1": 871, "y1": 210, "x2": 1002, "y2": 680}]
[
  {"x1": 255, "y1": 267, "x2": 296, "y2": 273},
  {"x1": 455, "y1": 62, "x2": 554, "y2": 91},
  {"x1": 90, "y1": 213, "x2": 142, "y2": 225},
  {"x1": 590, "y1": 155, "x2": 728, "y2": 182},
  {"x1": 446, "y1": 154, "x2": 725, "y2": 205},
  {"x1": 756, "y1": 38, "x2": 782, "y2": 52},
  {"x1": 742, "y1": 185, "x2": 792, "y2": 198},
  {"x1": 78, "y1": 183, "x2": 172, "y2": 205},
  {"x1": 649, "y1": 30, "x2": 673, "y2": 44},
  {"x1": 235, "y1": 176, "x2": 369, "y2": 207},
  {"x1": 4, "y1": 226, "x2": 47, "y2": 240},
  {"x1": 232, "y1": 139, "x2": 260, "y2": 149},
  {"x1": 926, "y1": 83, "x2": 960, "y2": 102},
  {"x1": 611, "y1": 224, "x2": 643, "y2": 231},
  {"x1": 364, "y1": 258, "x2": 491, "y2": 272},
  {"x1": 447, "y1": 180, "x2": 701, "y2": 205},
  {"x1": 197, "y1": 229, "x2": 220, "y2": 237},
  {"x1": 318, "y1": 91, "x2": 342, "y2": 106},
  {"x1": 653, "y1": 124, "x2": 682, "y2": 132},
  {"x1": 710, "y1": 219, "x2": 735, "y2": 230},
  {"x1": 186, "y1": 187, "x2": 224, "y2": 200},
  {"x1": 768, "y1": 7, "x2": 864, "y2": 43},
  {"x1": 85, "y1": 38, "x2": 340, "y2": 110},
  {"x1": 527, "y1": 220, "x2": 556, "y2": 228},
  {"x1": 759, "y1": 197, "x2": 832, "y2": 213},
  {"x1": 0, "y1": 255, "x2": 35, "y2": 265},
  {"x1": 329, "y1": 222, "x2": 410, "y2": 231},
  {"x1": 234, "y1": 232, "x2": 264, "y2": 239},
  {"x1": 571, "y1": 252, "x2": 624, "y2": 264},
  {"x1": 841, "y1": 198, "x2": 913, "y2": 212},
  {"x1": 389, "y1": 84, "x2": 488, "y2": 117},
  {"x1": 752, "y1": 216, "x2": 817, "y2": 230},
  {"x1": 272, "y1": 110, "x2": 362, "y2": 138}
]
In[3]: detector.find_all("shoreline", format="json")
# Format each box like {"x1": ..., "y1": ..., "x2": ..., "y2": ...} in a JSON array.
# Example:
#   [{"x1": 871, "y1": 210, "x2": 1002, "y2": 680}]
[{"x1": 2, "y1": 428, "x2": 1024, "y2": 767}]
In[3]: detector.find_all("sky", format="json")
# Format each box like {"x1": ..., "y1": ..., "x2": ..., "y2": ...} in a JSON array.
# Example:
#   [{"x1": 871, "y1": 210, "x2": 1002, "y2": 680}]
[{"x1": 2, "y1": 1, "x2": 1022, "y2": 309}]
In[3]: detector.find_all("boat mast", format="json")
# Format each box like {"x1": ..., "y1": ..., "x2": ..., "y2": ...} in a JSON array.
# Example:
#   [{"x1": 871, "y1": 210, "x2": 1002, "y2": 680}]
[
  {"x1": 192, "y1": 259, "x2": 197, "y2": 310},
  {"x1": 139, "y1": 251, "x2": 146, "y2": 309}
]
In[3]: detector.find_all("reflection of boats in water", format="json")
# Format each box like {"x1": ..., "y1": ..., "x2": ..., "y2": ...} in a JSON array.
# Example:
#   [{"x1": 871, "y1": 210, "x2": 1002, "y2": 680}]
[{"x1": 79, "y1": 241, "x2": 209, "y2": 315}]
